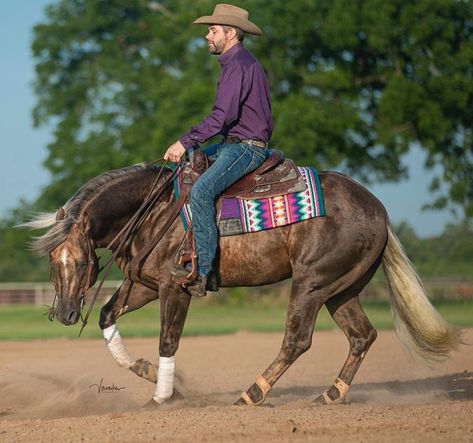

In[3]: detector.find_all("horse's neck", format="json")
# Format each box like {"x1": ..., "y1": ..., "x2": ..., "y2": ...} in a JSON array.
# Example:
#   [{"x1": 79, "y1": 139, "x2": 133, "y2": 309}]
[{"x1": 83, "y1": 169, "x2": 173, "y2": 248}]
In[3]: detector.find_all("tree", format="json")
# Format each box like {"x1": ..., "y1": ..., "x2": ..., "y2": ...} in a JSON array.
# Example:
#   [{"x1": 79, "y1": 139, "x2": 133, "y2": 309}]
[
  {"x1": 31, "y1": 0, "x2": 473, "y2": 216},
  {"x1": 32, "y1": 0, "x2": 217, "y2": 208},
  {"x1": 394, "y1": 219, "x2": 473, "y2": 277},
  {"x1": 0, "y1": 203, "x2": 50, "y2": 281}
]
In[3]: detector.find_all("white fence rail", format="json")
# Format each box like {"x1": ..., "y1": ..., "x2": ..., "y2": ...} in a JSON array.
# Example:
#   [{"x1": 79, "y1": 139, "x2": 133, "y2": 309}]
[
  {"x1": 0, "y1": 281, "x2": 123, "y2": 306},
  {"x1": 0, "y1": 277, "x2": 471, "y2": 306}
]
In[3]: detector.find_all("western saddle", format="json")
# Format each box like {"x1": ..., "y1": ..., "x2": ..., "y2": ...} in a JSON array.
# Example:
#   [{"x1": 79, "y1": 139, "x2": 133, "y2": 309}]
[{"x1": 179, "y1": 148, "x2": 306, "y2": 201}]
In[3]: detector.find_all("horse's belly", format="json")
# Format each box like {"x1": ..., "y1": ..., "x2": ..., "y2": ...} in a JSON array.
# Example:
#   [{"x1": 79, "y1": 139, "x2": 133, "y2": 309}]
[{"x1": 218, "y1": 229, "x2": 292, "y2": 286}]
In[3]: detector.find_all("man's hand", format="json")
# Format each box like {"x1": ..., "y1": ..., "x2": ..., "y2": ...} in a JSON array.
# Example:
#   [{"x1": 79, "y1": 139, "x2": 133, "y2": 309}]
[{"x1": 164, "y1": 140, "x2": 186, "y2": 163}]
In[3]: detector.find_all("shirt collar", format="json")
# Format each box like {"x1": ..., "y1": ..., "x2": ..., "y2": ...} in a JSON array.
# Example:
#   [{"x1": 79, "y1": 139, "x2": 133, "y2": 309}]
[{"x1": 218, "y1": 42, "x2": 243, "y2": 65}]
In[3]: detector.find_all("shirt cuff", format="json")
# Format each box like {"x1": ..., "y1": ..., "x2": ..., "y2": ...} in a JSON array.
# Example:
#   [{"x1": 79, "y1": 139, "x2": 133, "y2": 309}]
[{"x1": 179, "y1": 134, "x2": 198, "y2": 151}]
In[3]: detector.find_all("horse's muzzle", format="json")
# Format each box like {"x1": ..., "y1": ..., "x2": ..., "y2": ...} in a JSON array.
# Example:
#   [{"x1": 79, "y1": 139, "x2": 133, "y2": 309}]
[{"x1": 56, "y1": 301, "x2": 81, "y2": 325}]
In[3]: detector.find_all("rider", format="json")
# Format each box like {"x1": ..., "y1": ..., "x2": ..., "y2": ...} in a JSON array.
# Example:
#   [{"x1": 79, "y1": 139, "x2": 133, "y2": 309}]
[{"x1": 164, "y1": 4, "x2": 273, "y2": 297}]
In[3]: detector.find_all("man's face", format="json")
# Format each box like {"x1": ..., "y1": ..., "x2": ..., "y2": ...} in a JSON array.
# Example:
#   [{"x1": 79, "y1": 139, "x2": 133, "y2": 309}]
[{"x1": 205, "y1": 25, "x2": 231, "y2": 55}]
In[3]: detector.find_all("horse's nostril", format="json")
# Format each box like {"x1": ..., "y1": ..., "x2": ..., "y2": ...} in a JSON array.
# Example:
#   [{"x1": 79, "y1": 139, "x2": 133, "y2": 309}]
[{"x1": 68, "y1": 310, "x2": 77, "y2": 323}]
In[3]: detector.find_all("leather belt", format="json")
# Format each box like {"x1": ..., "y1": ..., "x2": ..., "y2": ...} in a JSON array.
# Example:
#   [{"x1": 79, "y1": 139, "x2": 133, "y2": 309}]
[{"x1": 223, "y1": 136, "x2": 268, "y2": 149}]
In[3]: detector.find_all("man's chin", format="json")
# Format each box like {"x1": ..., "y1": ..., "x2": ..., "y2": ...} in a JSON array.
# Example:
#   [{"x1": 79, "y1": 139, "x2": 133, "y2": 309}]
[{"x1": 207, "y1": 44, "x2": 222, "y2": 55}]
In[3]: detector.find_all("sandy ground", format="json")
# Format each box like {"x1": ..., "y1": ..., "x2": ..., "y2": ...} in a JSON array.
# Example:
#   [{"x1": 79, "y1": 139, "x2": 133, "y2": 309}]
[{"x1": 0, "y1": 328, "x2": 472, "y2": 442}]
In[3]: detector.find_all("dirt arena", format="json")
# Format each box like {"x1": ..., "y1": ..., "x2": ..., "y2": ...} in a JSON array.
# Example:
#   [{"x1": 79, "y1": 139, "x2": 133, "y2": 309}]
[{"x1": 0, "y1": 328, "x2": 471, "y2": 442}]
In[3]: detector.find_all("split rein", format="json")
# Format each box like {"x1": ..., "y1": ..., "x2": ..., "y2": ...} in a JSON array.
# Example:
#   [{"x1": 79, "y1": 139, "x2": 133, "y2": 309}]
[{"x1": 72, "y1": 158, "x2": 184, "y2": 336}]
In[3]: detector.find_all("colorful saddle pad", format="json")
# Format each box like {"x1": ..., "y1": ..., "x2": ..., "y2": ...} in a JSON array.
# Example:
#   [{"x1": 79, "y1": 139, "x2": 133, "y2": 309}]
[{"x1": 174, "y1": 167, "x2": 325, "y2": 237}]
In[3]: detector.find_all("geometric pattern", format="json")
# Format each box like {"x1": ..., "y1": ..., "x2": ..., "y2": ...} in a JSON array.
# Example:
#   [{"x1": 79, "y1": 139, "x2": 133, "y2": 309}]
[{"x1": 176, "y1": 167, "x2": 325, "y2": 237}]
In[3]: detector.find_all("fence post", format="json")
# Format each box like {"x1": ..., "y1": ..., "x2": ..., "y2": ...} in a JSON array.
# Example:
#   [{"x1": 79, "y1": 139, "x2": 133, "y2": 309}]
[{"x1": 34, "y1": 284, "x2": 43, "y2": 306}]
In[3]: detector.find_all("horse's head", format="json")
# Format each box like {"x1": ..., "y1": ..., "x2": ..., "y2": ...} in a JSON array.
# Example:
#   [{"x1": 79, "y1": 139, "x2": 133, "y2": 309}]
[
  {"x1": 20, "y1": 164, "x2": 168, "y2": 325},
  {"x1": 49, "y1": 214, "x2": 99, "y2": 325}
]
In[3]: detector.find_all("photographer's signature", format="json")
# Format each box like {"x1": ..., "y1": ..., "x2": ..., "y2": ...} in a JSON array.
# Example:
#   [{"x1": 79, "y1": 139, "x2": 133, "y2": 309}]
[{"x1": 89, "y1": 378, "x2": 126, "y2": 395}]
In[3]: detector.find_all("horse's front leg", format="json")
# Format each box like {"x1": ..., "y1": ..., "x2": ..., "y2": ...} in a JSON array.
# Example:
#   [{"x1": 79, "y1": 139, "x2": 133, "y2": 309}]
[
  {"x1": 100, "y1": 279, "x2": 159, "y2": 382},
  {"x1": 151, "y1": 283, "x2": 191, "y2": 405}
]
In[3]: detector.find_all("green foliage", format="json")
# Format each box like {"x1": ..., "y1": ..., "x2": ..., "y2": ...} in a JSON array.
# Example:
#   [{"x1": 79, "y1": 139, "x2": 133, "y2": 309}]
[
  {"x1": 32, "y1": 0, "x2": 220, "y2": 209},
  {"x1": 394, "y1": 219, "x2": 473, "y2": 276},
  {"x1": 3, "y1": 0, "x2": 473, "y2": 283},
  {"x1": 0, "y1": 203, "x2": 50, "y2": 282},
  {"x1": 31, "y1": 0, "x2": 473, "y2": 213}
]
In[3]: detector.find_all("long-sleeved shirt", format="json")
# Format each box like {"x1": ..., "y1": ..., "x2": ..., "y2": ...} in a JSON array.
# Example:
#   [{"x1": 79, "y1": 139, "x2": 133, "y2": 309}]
[{"x1": 179, "y1": 43, "x2": 273, "y2": 150}]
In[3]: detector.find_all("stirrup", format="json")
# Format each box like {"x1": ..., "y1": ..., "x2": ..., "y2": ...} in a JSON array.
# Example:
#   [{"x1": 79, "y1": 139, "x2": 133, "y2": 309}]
[
  {"x1": 171, "y1": 266, "x2": 197, "y2": 286},
  {"x1": 172, "y1": 226, "x2": 197, "y2": 285}
]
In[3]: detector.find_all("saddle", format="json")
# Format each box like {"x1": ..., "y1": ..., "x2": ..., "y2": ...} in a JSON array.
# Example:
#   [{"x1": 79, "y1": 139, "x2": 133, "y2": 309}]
[{"x1": 179, "y1": 149, "x2": 306, "y2": 202}]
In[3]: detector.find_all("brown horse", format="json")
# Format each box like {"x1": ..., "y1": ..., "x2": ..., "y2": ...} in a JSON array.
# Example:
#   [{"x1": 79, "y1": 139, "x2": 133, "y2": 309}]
[{"x1": 23, "y1": 163, "x2": 461, "y2": 406}]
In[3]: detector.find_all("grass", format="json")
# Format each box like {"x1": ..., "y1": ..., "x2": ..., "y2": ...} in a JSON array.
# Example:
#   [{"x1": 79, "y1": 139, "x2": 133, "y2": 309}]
[{"x1": 0, "y1": 298, "x2": 471, "y2": 341}]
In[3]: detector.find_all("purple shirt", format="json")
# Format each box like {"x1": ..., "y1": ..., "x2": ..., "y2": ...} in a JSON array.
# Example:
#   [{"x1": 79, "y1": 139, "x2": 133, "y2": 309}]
[{"x1": 179, "y1": 43, "x2": 273, "y2": 150}]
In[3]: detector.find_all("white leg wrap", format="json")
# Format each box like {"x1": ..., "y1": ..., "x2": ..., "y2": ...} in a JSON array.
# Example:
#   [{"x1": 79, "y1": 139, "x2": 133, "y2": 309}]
[
  {"x1": 102, "y1": 324, "x2": 135, "y2": 368},
  {"x1": 152, "y1": 356, "x2": 175, "y2": 404}
]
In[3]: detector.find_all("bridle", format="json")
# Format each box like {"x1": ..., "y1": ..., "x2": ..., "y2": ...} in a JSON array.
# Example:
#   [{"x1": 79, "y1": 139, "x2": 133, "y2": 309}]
[
  {"x1": 77, "y1": 159, "x2": 185, "y2": 336},
  {"x1": 47, "y1": 159, "x2": 185, "y2": 333},
  {"x1": 47, "y1": 228, "x2": 96, "y2": 323}
]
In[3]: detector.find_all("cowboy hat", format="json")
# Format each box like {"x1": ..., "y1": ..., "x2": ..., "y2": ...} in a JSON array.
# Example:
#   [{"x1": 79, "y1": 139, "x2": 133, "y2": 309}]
[{"x1": 193, "y1": 4, "x2": 262, "y2": 36}]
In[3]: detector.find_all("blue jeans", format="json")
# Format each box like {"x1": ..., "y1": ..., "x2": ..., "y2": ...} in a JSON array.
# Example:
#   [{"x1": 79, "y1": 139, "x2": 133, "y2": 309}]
[{"x1": 189, "y1": 142, "x2": 267, "y2": 277}]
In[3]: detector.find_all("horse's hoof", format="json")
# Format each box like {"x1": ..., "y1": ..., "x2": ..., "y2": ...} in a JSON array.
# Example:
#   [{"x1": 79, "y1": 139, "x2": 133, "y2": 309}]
[
  {"x1": 143, "y1": 398, "x2": 161, "y2": 409},
  {"x1": 143, "y1": 390, "x2": 185, "y2": 409},
  {"x1": 311, "y1": 394, "x2": 328, "y2": 406},
  {"x1": 171, "y1": 389, "x2": 185, "y2": 400},
  {"x1": 234, "y1": 397, "x2": 247, "y2": 406},
  {"x1": 130, "y1": 358, "x2": 157, "y2": 383},
  {"x1": 311, "y1": 392, "x2": 347, "y2": 406}
]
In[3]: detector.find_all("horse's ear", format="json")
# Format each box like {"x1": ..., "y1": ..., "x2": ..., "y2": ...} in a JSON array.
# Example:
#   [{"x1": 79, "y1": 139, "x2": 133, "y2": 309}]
[
  {"x1": 56, "y1": 207, "x2": 65, "y2": 223},
  {"x1": 82, "y1": 212, "x2": 94, "y2": 233}
]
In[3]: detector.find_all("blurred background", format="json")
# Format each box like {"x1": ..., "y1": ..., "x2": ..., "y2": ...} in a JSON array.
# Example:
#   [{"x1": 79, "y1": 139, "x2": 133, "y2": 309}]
[{"x1": 0, "y1": 1, "x2": 471, "y2": 336}]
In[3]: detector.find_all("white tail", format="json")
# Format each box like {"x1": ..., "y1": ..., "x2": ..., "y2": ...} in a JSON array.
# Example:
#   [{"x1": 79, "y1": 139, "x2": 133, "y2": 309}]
[{"x1": 382, "y1": 224, "x2": 463, "y2": 363}]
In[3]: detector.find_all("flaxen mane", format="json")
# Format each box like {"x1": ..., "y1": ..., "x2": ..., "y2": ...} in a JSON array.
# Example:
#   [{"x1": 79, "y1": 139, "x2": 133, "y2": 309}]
[{"x1": 21, "y1": 164, "x2": 159, "y2": 256}]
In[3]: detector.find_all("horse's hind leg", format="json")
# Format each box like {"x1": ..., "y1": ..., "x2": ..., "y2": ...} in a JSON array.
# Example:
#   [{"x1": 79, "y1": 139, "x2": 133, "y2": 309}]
[
  {"x1": 313, "y1": 293, "x2": 377, "y2": 405},
  {"x1": 235, "y1": 279, "x2": 324, "y2": 406},
  {"x1": 100, "y1": 279, "x2": 159, "y2": 382}
]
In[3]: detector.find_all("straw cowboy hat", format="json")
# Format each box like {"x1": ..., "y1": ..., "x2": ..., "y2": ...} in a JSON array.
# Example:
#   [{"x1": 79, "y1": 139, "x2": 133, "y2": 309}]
[{"x1": 193, "y1": 4, "x2": 263, "y2": 36}]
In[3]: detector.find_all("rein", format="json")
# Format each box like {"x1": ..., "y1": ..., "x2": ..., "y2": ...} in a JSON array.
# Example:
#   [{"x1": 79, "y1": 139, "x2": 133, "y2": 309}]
[{"x1": 78, "y1": 159, "x2": 184, "y2": 336}]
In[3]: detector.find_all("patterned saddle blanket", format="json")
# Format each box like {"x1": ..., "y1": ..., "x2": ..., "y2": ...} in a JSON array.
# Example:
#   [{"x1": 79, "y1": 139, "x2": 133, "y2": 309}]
[{"x1": 174, "y1": 166, "x2": 325, "y2": 236}]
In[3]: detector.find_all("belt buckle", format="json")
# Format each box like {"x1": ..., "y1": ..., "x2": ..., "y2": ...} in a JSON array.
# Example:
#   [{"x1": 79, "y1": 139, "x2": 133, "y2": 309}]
[
  {"x1": 225, "y1": 137, "x2": 268, "y2": 149},
  {"x1": 248, "y1": 139, "x2": 267, "y2": 149}
]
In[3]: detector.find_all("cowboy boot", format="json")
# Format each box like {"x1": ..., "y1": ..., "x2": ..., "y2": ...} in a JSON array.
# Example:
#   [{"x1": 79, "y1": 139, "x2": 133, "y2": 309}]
[
  {"x1": 206, "y1": 268, "x2": 219, "y2": 292},
  {"x1": 186, "y1": 275, "x2": 208, "y2": 297},
  {"x1": 171, "y1": 266, "x2": 206, "y2": 296},
  {"x1": 171, "y1": 265, "x2": 195, "y2": 286},
  {"x1": 172, "y1": 264, "x2": 218, "y2": 293},
  {"x1": 171, "y1": 263, "x2": 192, "y2": 279}
]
